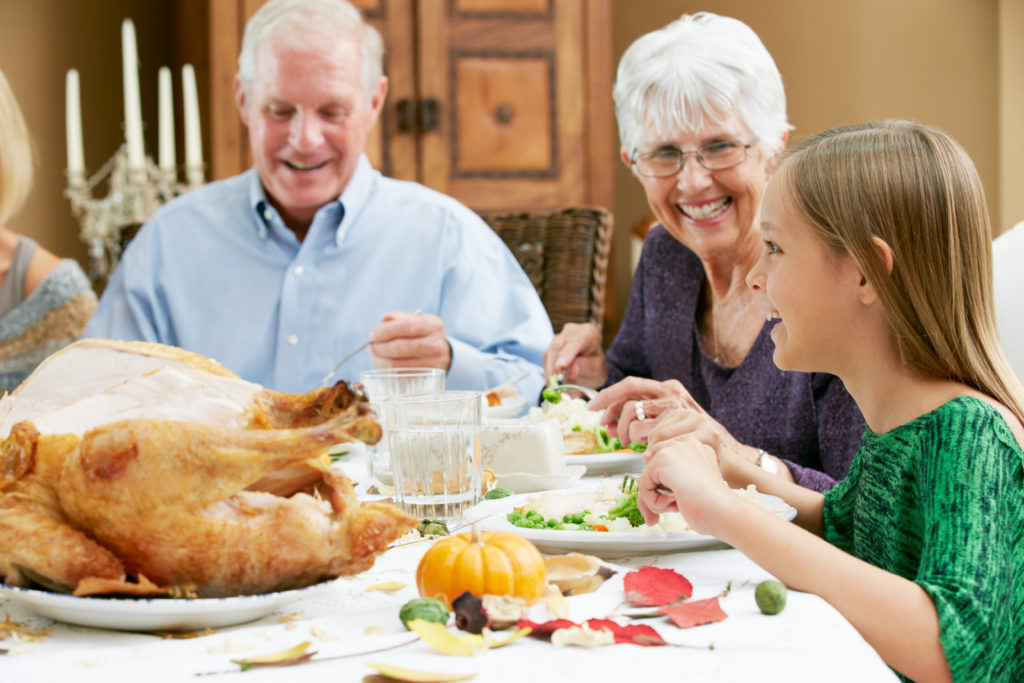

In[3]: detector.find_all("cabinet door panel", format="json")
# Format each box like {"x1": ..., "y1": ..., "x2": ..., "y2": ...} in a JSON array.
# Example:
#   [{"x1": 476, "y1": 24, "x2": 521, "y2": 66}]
[
  {"x1": 454, "y1": 56, "x2": 552, "y2": 172},
  {"x1": 453, "y1": 0, "x2": 550, "y2": 12},
  {"x1": 418, "y1": 0, "x2": 586, "y2": 211}
]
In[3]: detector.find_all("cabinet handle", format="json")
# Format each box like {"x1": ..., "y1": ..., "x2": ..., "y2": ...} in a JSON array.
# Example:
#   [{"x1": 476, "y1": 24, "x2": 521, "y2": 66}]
[
  {"x1": 396, "y1": 98, "x2": 415, "y2": 133},
  {"x1": 418, "y1": 98, "x2": 440, "y2": 133}
]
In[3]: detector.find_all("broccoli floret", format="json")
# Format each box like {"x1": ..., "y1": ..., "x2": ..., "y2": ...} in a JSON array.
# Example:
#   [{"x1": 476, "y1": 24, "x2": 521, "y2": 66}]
[
  {"x1": 541, "y1": 375, "x2": 563, "y2": 404},
  {"x1": 607, "y1": 493, "x2": 645, "y2": 528}
]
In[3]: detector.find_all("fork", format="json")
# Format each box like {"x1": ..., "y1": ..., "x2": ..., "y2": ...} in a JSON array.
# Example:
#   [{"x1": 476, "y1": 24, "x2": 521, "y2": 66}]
[
  {"x1": 548, "y1": 373, "x2": 598, "y2": 401},
  {"x1": 624, "y1": 472, "x2": 673, "y2": 496}
]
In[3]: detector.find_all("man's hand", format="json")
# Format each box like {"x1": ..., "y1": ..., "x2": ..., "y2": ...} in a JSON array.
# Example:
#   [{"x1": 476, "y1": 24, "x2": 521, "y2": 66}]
[{"x1": 369, "y1": 311, "x2": 451, "y2": 371}]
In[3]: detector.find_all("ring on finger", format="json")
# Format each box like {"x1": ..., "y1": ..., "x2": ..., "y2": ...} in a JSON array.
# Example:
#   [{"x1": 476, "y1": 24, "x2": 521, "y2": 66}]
[{"x1": 634, "y1": 401, "x2": 646, "y2": 421}]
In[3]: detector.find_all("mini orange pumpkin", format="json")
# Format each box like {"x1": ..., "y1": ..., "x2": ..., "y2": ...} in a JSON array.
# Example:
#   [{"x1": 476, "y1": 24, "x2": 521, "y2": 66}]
[{"x1": 416, "y1": 523, "x2": 546, "y2": 607}]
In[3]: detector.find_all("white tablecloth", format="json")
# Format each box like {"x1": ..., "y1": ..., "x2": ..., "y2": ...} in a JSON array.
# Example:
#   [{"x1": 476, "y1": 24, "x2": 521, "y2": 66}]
[{"x1": 0, "y1": 464, "x2": 897, "y2": 682}]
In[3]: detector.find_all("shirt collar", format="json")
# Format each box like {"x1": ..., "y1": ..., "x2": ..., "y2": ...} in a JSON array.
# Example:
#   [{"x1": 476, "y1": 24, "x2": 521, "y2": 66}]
[
  {"x1": 247, "y1": 159, "x2": 374, "y2": 246},
  {"x1": 334, "y1": 155, "x2": 375, "y2": 247}
]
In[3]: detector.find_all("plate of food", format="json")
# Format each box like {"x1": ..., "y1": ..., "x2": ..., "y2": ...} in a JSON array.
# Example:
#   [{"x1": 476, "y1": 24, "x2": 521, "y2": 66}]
[
  {"x1": 526, "y1": 396, "x2": 647, "y2": 474},
  {"x1": 0, "y1": 579, "x2": 337, "y2": 632},
  {"x1": 473, "y1": 480, "x2": 796, "y2": 557},
  {"x1": 566, "y1": 449, "x2": 645, "y2": 475}
]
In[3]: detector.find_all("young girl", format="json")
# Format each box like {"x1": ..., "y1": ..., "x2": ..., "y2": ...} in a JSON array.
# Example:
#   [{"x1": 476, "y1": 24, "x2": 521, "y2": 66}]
[{"x1": 637, "y1": 120, "x2": 1023, "y2": 682}]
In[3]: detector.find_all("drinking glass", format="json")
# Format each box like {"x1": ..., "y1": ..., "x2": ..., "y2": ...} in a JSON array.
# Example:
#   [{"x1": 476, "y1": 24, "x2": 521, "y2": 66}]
[
  {"x1": 360, "y1": 367, "x2": 446, "y2": 482},
  {"x1": 380, "y1": 391, "x2": 482, "y2": 522}
]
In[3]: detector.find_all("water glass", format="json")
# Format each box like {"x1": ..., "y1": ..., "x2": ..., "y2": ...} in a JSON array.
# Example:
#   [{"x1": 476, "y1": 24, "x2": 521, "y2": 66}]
[
  {"x1": 381, "y1": 391, "x2": 482, "y2": 522},
  {"x1": 360, "y1": 367, "x2": 446, "y2": 481}
]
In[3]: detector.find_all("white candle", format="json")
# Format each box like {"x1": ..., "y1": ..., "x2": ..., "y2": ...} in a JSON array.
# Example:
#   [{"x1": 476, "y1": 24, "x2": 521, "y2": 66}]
[
  {"x1": 158, "y1": 66, "x2": 175, "y2": 172},
  {"x1": 121, "y1": 18, "x2": 144, "y2": 170},
  {"x1": 65, "y1": 69, "x2": 85, "y2": 181},
  {"x1": 182, "y1": 64, "x2": 203, "y2": 169}
]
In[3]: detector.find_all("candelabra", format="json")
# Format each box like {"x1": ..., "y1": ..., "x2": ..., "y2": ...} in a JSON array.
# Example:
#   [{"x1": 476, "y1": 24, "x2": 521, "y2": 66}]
[{"x1": 64, "y1": 147, "x2": 204, "y2": 283}]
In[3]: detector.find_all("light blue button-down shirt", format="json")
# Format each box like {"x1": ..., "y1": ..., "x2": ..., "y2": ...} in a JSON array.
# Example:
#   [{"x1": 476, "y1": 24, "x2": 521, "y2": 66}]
[{"x1": 85, "y1": 157, "x2": 552, "y2": 400}]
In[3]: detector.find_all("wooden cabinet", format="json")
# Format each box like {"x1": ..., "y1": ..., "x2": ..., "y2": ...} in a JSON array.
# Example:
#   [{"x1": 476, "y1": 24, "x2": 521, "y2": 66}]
[{"x1": 207, "y1": 0, "x2": 613, "y2": 213}]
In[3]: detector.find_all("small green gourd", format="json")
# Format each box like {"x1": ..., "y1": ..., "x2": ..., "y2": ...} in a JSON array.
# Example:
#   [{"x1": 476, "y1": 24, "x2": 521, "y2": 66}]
[
  {"x1": 484, "y1": 487, "x2": 514, "y2": 500},
  {"x1": 399, "y1": 597, "x2": 450, "y2": 630}
]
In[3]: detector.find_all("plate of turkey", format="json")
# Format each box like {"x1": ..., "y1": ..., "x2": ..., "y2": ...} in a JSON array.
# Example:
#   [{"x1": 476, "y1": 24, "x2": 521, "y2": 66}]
[{"x1": 0, "y1": 579, "x2": 339, "y2": 632}]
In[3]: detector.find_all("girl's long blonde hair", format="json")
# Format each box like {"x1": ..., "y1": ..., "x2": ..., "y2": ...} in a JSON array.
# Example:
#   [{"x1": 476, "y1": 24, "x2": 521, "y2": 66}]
[
  {"x1": 0, "y1": 68, "x2": 33, "y2": 227},
  {"x1": 778, "y1": 120, "x2": 1024, "y2": 425}
]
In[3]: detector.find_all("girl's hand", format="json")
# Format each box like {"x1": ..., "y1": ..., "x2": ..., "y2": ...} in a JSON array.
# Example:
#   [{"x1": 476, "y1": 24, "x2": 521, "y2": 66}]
[
  {"x1": 590, "y1": 377, "x2": 700, "y2": 445},
  {"x1": 636, "y1": 437, "x2": 733, "y2": 534},
  {"x1": 644, "y1": 406, "x2": 754, "y2": 473}
]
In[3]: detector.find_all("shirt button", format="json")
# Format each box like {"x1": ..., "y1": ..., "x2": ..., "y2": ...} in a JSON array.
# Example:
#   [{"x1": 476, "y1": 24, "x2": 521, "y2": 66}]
[
  {"x1": 287, "y1": 334, "x2": 299, "y2": 345},
  {"x1": 293, "y1": 265, "x2": 305, "y2": 277},
  {"x1": 263, "y1": 209, "x2": 272, "y2": 221}
]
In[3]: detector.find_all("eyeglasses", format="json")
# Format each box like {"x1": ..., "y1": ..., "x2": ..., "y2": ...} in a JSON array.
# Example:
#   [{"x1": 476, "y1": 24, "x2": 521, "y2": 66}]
[{"x1": 631, "y1": 139, "x2": 758, "y2": 178}]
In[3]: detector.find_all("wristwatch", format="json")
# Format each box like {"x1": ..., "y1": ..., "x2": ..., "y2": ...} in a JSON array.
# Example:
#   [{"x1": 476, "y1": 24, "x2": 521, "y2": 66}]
[{"x1": 757, "y1": 448, "x2": 779, "y2": 474}]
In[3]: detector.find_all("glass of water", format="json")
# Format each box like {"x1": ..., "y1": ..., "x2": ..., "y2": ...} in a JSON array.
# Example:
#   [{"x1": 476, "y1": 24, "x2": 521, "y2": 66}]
[
  {"x1": 359, "y1": 367, "x2": 446, "y2": 482},
  {"x1": 380, "y1": 391, "x2": 482, "y2": 522}
]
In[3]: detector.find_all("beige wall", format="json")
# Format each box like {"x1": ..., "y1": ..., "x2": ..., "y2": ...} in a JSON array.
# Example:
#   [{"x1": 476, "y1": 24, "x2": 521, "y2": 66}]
[
  {"x1": 0, "y1": 0, "x2": 182, "y2": 277},
  {"x1": 608, "y1": 0, "x2": 1004, "y2": 336}
]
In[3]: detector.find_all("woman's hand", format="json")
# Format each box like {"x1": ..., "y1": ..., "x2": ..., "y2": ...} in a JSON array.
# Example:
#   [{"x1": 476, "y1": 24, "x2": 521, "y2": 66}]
[
  {"x1": 589, "y1": 377, "x2": 700, "y2": 446},
  {"x1": 636, "y1": 437, "x2": 734, "y2": 534},
  {"x1": 543, "y1": 322, "x2": 607, "y2": 388}
]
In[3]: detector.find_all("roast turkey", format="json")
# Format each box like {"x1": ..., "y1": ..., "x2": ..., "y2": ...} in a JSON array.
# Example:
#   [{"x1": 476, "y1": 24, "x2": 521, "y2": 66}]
[{"x1": 0, "y1": 339, "x2": 414, "y2": 597}]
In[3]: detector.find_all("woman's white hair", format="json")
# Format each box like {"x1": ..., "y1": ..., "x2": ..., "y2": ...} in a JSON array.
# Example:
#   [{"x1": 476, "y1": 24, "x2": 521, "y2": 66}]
[
  {"x1": 613, "y1": 12, "x2": 791, "y2": 157},
  {"x1": 237, "y1": 0, "x2": 384, "y2": 100}
]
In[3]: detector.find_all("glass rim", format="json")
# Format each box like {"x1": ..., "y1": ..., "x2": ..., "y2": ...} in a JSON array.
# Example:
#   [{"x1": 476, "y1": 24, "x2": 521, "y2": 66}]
[
  {"x1": 359, "y1": 367, "x2": 446, "y2": 379},
  {"x1": 379, "y1": 390, "x2": 481, "y2": 406}
]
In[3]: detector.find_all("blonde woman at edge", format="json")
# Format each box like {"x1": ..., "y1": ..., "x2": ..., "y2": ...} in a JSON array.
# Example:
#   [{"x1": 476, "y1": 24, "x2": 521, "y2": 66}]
[
  {"x1": 0, "y1": 69, "x2": 96, "y2": 391},
  {"x1": 638, "y1": 121, "x2": 1023, "y2": 681}
]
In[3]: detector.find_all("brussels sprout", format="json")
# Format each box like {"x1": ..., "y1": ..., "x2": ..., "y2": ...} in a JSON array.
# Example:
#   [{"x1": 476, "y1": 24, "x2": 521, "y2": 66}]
[{"x1": 399, "y1": 597, "x2": 450, "y2": 630}]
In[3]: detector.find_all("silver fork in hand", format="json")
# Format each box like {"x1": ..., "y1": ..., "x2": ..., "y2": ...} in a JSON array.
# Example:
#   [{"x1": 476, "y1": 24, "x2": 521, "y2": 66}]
[
  {"x1": 549, "y1": 373, "x2": 598, "y2": 401},
  {"x1": 624, "y1": 472, "x2": 673, "y2": 496}
]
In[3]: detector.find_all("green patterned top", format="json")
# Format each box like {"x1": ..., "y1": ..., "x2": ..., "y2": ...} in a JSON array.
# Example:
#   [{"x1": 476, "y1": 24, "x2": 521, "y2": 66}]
[{"x1": 823, "y1": 396, "x2": 1023, "y2": 682}]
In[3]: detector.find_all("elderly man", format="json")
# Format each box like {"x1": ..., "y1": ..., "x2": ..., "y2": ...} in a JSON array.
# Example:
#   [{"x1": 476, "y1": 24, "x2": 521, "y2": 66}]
[{"x1": 86, "y1": 0, "x2": 551, "y2": 397}]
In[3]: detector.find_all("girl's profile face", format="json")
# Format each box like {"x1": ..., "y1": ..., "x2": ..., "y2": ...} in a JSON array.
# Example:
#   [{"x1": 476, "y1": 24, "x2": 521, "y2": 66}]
[{"x1": 748, "y1": 175, "x2": 866, "y2": 375}]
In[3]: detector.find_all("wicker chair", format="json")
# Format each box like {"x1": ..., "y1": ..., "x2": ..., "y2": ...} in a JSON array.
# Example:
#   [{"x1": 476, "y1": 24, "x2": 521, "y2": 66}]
[{"x1": 481, "y1": 207, "x2": 613, "y2": 335}]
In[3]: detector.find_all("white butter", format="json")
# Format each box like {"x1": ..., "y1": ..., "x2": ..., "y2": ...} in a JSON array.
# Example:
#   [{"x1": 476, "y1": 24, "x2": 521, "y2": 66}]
[{"x1": 479, "y1": 418, "x2": 565, "y2": 475}]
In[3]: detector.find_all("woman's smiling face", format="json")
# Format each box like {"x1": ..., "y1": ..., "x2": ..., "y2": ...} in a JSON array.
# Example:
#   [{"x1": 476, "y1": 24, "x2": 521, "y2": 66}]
[
  {"x1": 747, "y1": 174, "x2": 867, "y2": 374},
  {"x1": 629, "y1": 113, "x2": 773, "y2": 260}
]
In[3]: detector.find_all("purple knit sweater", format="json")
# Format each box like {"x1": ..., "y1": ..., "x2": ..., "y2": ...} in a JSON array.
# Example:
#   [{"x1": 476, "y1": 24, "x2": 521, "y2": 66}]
[{"x1": 605, "y1": 226, "x2": 865, "y2": 491}]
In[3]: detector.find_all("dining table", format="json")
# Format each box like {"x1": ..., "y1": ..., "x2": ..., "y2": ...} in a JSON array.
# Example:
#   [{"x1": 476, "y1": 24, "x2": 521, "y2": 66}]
[{"x1": 0, "y1": 456, "x2": 897, "y2": 683}]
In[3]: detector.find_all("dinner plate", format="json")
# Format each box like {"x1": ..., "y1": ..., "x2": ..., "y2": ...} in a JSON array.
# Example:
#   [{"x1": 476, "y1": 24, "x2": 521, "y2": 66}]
[
  {"x1": 0, "y1": 579, "x2": 337, "y2": 632},
  {"x1": 566, "y1": 449, "x2": 645, "y2": 475},
  {"x1": 485, "y1": 394, "x2": 528, "y2": 418},
  {"x1": 494, "y1": 465, "x2": 587, "y2": 493},
  {"x1": 473, "y1": 489, "x2": 797, "y2": 558}
]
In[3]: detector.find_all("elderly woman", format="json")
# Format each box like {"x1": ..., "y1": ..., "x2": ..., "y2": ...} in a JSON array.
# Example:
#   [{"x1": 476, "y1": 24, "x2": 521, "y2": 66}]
[
  {"x1": 543, "y1": 13, "x2": 863, "y2": 491},
  {"x1": 0, "y1": 69, "x2": 96, "y2": 391}
]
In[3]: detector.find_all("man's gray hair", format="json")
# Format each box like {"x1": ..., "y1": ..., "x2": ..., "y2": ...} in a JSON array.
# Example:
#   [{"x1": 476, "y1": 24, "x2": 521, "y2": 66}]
[
  {"x1": 613, "y1": 12, "x2": 791, "y2": 157},
  {"x1": 237, "y1": 0, "x2": 384, "y2": 100}
]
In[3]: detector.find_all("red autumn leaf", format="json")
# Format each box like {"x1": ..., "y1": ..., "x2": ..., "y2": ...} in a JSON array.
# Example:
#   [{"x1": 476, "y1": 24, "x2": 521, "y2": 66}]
[
  {"x1": 516, "y1": 618, "x2": 667, "y2": 647},
  {"x1": 517, "y1": 618, "x2": 577, "y2": 635},
  {"x1": 659, "y1": 597, "x2": 728, "y2": 629},
  {"x1": 584, "y1": 619, "x2": 667, "y2": 647},
  {"x1": 623, "y1": 566, "x2": 693, "y2": 606}
]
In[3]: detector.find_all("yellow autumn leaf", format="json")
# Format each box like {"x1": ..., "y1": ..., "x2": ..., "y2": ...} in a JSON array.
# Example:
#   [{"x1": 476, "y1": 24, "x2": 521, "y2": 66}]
[
  {"x1": 457, "y1": 627, "x2": 531, "y2": 650},
  {"x1": 231, "y1": 641, "x2": 314, "y2": 670},
  {"x1": 366, "y1": 581, "x2": 407, "y2": 592},
  {"x1": 543, "y1": 584, "x2": 570, "y2": 618},
  {"x1": 365, "y1": 661, "x2": 476, "y2": 682},
  {"x1": 407, "y1": 619, "x2": 474, "y2": 657},
  {"x1": 311, "y1": 626, "x2": 343, "y2": 642}
]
